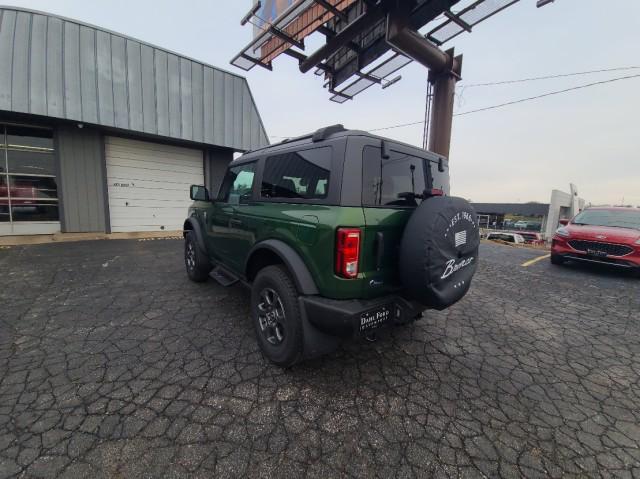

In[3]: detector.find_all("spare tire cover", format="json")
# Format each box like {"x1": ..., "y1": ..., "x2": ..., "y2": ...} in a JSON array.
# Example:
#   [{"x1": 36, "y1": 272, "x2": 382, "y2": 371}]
[{"x1": 399, "y1": 196, "x2": 479, "y2": 310}]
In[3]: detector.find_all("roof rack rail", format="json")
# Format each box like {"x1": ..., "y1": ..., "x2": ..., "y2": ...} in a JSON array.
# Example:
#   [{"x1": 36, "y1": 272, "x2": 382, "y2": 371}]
[
  {"x1": 278, "y1": 133, "x2": 313, "y2": 145},
  {"x1": 312, "y1": 124, "x2": 346, "y2": 142}
]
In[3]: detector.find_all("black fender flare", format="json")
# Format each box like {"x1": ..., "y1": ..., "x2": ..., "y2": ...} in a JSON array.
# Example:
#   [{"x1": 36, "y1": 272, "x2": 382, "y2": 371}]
[
  {"x1": 183, "y1": 217, "x2": 207, "y2": 252},
  {"x1": 246, "y1": 240, "x2": 319, "y2": 295}
]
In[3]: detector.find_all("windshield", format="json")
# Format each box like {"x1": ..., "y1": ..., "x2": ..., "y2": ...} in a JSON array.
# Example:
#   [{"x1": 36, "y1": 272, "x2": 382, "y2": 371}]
[{"x1": 572, "y1": 209, "x2": 640, "y2": 230}]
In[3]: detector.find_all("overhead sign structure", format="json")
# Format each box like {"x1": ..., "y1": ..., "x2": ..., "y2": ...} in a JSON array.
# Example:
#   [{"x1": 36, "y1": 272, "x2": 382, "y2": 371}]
[
  {"x1": 233, "y1": 0, "x2": 519, "y2": 102},
  {"x1": 232, "y1": 0, "x2": 358, "y2": 71},
  {"x1": 232, "y1": 0, "x2": 522, "y2": 158},
  {"x1": 323, "y1": 0, "x2": 519, "y2": 103}
]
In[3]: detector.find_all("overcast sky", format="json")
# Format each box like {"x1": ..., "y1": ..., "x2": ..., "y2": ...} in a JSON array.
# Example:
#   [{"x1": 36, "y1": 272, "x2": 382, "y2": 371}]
[{"x1": 5, "y1": 0, "x2": 640, "y2": 205}]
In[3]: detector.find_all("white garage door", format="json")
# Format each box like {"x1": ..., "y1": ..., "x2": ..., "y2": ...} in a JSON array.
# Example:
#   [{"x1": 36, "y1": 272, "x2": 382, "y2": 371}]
[{"x1": 105, "y1": 137, "x2": 203, "y2": 233}]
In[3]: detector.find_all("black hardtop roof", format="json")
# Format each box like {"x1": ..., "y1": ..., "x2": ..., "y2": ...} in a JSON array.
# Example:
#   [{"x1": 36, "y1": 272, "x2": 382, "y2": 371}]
[{"x1": 232, "y1": 124, "x2": 444, "y2": 164}]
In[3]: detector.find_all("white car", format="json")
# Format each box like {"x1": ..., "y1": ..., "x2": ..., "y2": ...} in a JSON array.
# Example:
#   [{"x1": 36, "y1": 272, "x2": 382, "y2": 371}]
[
  {"x1": 486, "y1": 232, "x2": 526, "y2": 244},
  {"x1": 513, "y1": 221, "x2": 529, "y2": 229}
]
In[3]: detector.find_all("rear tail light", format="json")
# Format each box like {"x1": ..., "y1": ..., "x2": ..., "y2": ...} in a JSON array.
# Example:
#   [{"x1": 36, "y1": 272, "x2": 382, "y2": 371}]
[{"x1": 335, "y1": 228, "x2": 361, "y2": 279}]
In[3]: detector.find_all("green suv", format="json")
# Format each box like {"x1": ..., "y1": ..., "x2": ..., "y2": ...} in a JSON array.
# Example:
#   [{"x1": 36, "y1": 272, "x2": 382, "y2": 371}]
[{"x1": 183, "y1": 125, "x2": 479, "y2": 366}]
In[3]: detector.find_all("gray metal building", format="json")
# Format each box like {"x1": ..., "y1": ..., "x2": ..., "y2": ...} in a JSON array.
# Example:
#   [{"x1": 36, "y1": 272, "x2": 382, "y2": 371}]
[{"x1": 0, "y1": 6, "x2": 268, "y2": 236}]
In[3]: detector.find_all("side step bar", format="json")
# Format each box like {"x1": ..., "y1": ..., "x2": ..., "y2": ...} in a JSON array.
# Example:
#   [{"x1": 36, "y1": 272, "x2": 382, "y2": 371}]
[{"x1": 209, "y1": 266, "x2": 240, "y2": 287}]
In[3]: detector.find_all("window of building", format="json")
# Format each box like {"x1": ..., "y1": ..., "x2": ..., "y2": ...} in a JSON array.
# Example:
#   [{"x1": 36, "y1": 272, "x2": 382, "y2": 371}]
[
  {"x1": 0, "y1": 124, "x2": 59, "y2": 224},
  {"x1": 261, "y1": 147, "x2": 331, "y2": 200}
]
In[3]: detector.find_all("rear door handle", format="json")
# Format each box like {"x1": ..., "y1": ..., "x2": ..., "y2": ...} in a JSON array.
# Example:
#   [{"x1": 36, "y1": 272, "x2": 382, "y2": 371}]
[{"x1": 229, "y1": 218, "x2": 243, "y2": 227}]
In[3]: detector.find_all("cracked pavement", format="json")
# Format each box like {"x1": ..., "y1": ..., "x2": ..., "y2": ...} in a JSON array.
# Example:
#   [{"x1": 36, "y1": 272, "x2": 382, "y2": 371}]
[{"x1": 0, "y1": 239, "x2": 639, "y2": 478}]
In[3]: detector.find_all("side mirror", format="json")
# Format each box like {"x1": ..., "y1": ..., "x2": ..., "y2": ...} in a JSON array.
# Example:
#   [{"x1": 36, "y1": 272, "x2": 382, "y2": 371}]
[
  {"x1": 559, "y1": 219, "x2": 569, "y2": 226},
  {"x1": 190, "y1": 185, "x2": 210, "y2": 202}
]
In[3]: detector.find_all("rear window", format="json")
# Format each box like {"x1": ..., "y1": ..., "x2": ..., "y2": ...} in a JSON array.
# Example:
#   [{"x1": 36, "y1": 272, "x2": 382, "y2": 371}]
[
  {"x1": 261, "y1": 147, "x2": 331, "y2": 200},
  {"x1": 362, "y1": 146, "x2": 430, "y2": 207}
]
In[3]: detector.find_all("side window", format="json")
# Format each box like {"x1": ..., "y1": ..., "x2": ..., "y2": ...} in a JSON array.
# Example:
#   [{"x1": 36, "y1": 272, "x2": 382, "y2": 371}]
[
  {"x1": 261, "y1": 147, "x2": 331, "y2": 200},
  {"x1": 362, "y1": 146, "x2": 430, "y2": 207},
  {"x1": 218, "y1": 163, "x2": 256, "y2": 204}
]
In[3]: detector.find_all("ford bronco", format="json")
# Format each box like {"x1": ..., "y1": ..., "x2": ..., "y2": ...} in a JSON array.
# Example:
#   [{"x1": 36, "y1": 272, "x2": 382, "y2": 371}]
[{"x1": 183, "y1": 125, "x2": 479, "y2": 366}]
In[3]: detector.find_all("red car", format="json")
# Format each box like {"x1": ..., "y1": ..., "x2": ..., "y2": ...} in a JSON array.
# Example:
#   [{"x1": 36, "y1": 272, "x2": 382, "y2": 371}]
[{"x1": 551, "y1": 207, "x2": 640, "y2": 276}]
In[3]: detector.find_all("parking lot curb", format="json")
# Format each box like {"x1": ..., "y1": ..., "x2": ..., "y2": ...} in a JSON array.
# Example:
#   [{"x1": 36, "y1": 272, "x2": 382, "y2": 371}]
[
  {"x1": 0, "y1": 230, "x2": 183, "y2": 246},
  {"x1": 481, "y1": 239, "x2": 549, "y2": 251}
]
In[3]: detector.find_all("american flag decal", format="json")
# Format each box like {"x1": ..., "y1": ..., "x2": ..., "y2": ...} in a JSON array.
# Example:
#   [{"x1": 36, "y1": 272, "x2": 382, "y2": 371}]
[{"x1": 455, "y1": 230, "x2": 467, "y2": 248}]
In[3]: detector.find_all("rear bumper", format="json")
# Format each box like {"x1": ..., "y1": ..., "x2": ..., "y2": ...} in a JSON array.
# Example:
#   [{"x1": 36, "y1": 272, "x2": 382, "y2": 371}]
[
  {"x1": 552, "y1": 237, "x2": 640, "y2": 269},
  {"x1": 300, "y1": 293, "x2": 426, "y2": 338}
]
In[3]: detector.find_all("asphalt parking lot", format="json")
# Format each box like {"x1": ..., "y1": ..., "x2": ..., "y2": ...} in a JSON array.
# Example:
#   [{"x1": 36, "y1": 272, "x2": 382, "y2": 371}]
[{"x1": 1, "y1": 239, "x2": 639, "y2": 478}]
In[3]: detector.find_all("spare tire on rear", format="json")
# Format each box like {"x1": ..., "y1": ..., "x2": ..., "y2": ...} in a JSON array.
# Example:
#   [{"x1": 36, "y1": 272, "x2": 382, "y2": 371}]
[{"x1": 399, "y1": 196, "x2": 480, "y2": 310}]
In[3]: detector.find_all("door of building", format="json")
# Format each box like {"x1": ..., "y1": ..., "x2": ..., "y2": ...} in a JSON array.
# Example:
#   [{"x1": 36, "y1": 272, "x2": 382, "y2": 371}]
[{"x1": 105, "y1": 137, "x2": 204, "y2": 233}]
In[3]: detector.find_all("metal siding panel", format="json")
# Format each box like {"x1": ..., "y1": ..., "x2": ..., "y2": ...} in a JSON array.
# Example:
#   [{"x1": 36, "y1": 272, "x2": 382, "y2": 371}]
[
  {"x1": 0, "y1": 7, "x2": 265, "y2": 152},
  {"x1": 58, "y1": 127, "x2": 106, "y2": 232},
  {"x1": 126, "y1": 40, "x2": 143, "y2": 131},
  {"x1": 58, "y1": 130, "x2": 71, "y2": 230},
  {"x1": 64, "y1": 22, "x2": 82, "y2": 120},
  {"x1": 140, "y1": 44, "x2": 156, "y2": 134},
  {"x1": 79, "y1": 26, "x2": 98, "y2": 123},
  {"x1": 191, "y1": 62, "x2": 203, "y2": 143},
  {"x1": 0, "y1": 11, "x2": 16, "y2": 109},
  {"x1": 206, "y1": 148, "x2": 233, "y2": 195},
  {"x1": 154, "y1": 50, "x2": 169, "y2": 136},
  {"x1": 224, "y1": 74, "x2": 234, "y2": 148},
  {"x1": 212, "y1": 69, "x2": 225, "y2": 146},
  {"x1": 46, "y1": 17, "x2": 64, "y2": 117},
  {"x1": 59, "y1": 128, "x2": 80, "y2": 230},
  {"x1": 29, "y1": 14, "x2": 47, "y2": 115},
  {"x1": 233, "y1": 77, "x2": 243, "y2": 149},
  {"x1": 203, "y1": 67, "x2": 214, "y2": 145},
  {"x1": 96, "y1": 30, "x2": 114, "y2": 126},
  {"x1": 180, "y1": 58, "x2": 192, "y2": 140},
  {"x1": 242, "y1": 82, "x2": 252, "y2": 151},
  {"x1": 11, "y1": 12, "x2": 30, "y2": 113},
  {"x1": 56, "y1": 129, "x2": 69, "y2": 229},
  {"x1": 84, "y1": 130, "x2": 105, "y2": 231},
  {"x1": 71, "y1": 130, "x2": 83, "y2": 229},
  {"x1": 167, "y1": 53, "x2": 180, "y2": 138},
  {"x1": 111, "y1": 35, "x2": 128, "y2": 129},
  {"x1": 94, "y1": 134, "x2": 107, "y2": 230},
  {"x1": 76, "y1": 131, "x2": 90, "y2": 227},
  {"x1": 250, "y1": 100, "x2": 261, "y2": 150}
]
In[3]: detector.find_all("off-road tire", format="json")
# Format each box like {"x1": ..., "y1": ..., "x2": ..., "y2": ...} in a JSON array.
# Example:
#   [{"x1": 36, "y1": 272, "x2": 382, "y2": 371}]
[
  {"x1": 251, "y1": 265, "x2": 304, "y2": 367},
  {"x1": 550, "y1": 254, "x2": 565, "y2": 266},
  {"x1": 184, "y1": 232, "x2": 211, "y2": 282}
]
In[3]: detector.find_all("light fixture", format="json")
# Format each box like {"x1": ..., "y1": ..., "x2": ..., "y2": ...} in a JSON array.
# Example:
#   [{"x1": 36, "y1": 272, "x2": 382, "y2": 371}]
[
  {"x1": 382, "y1": 75, "x2": 402, "y2": 89},
  {"x1": 537, "y1": 0, "x2": 555, "y2": 8}
]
